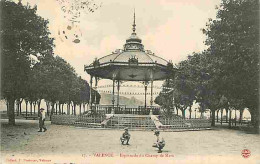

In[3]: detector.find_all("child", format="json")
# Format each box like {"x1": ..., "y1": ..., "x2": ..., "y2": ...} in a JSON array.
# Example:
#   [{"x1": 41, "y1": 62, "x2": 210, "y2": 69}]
[
  {"x1": 120, "y1": 127, "x2": 131, "y2": 145},
  {"x1": 152, "y1": 130, "x2": 165, "y2": 153}
]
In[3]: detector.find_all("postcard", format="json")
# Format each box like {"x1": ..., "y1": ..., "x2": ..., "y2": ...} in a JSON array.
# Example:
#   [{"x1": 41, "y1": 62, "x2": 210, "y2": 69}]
[{"x1": 1, "y1": 0, "x2": 259, "y2": 163}]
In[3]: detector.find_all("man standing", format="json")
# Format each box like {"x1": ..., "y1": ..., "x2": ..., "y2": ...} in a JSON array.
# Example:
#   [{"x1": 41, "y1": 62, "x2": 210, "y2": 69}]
[{"x1": 38, "y1": 108, "x2": 47, "y2": 132}]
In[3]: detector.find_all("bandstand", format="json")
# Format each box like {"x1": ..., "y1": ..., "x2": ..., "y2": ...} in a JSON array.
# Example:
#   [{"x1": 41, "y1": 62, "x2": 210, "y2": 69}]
[
  {"x1": 84, "y1": 12, "x2": 174, "y2": 115},
  {"x1": 52, "y1": 13, "x2": 211, "y2": 130}
]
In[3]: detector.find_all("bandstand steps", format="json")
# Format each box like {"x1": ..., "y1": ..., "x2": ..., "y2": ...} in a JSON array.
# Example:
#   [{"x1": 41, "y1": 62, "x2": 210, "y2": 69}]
[{"x1": 106, "y1": 115, "x2": 156, "y2": 129}]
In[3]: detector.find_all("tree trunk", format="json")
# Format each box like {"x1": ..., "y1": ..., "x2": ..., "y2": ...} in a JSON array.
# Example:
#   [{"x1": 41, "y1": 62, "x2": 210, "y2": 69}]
[
  {"x1": 74, "y1": 104, "x2": 76, "y2": 115},
  {"x1": 49, "y1": 102, "x2": 54, "y2": 121},
  {"x1": 59, "y1": 103, "x2": 61, "y2": 115},
  {"x1": 16, "y1": 100, "x2": 19, "y2": 116},
  {"x1": 62, "y1": 104, "x2": 64, "y2": 114},
  {"x1": 30, "y1": 101, "x2": 33, "y2": 115},
  {"x1": 216, "y1": 109, "x2": 219, "y2": 122},
  {"x1": 19, "y1": 99, "x2": 22, "y2": 115},
  {"x1": 51, "y1": 102, "x2": 55, "y2": 116},
  {"x1": 67, "y1": 103, "x2": 70, "y2": 115},
  {"x1": 72, "y1": 104, "x2": 74, "y2": 115},
  {"x1": 235, "y1": 109, "x2": 237, "y2": 126},
  {"x1": 249, "y1": 109, "x2": 260, "y2": 134},
  {"x1": 239, "y1": 108, "x2": 244, "y2": 125},
  {"x1": 225, "y1": 108, "x2": 228, "y2": 123},
  {"x1": 83, "y1": 104, "x2": 86, "y2": 114},
  {"x1": 181, "y1": 109, "x2": 185, "y2": 119},
  {"x1": 71, "y1": 103, "x2": 74, "y2": 115},
  {"x1": 37, "y1": 99, "x2": 41, "y2": 114},
  {"x1": 211, "y1": 109, "x2": 216, "y2": 126},
  {"x1": 17, "y1": 101, "x2": 19, "y2": 116},
  {"x1": 46, "y1": 102, "x2": 50, "y2": 116},
  {"x1": 220, "y1": 109, "x2": 223, "y2": 125},
  {"x1": 8, "y1": 98, "x2": 15, "y2": 125},
  {"x1": 25, "y1": 101, "x2": 28, "y2": 116},
  {"x1": 56, "y1": 103, "x2": 58, "y2": 115},
  {"x1": 228, "y1": 108, "x2": 232, "y2": 128},
  {"x1": 79, "y1": 104, "x2": 82, "y2": 115},
  {"x1": 6, "y1": 100, "x2": 9, "y2": 112},
  {"x1": 19, "y1": 102, "x2": 22, "y2": 115},
  {"x1": 33, "y1": 102, "x2": 36, "y2": 114}
]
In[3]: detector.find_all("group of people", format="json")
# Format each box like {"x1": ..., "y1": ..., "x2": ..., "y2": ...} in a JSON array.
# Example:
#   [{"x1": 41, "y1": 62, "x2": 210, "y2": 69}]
[{"x1": 120, "y1": 127, "x2": 165, "y2": 153}]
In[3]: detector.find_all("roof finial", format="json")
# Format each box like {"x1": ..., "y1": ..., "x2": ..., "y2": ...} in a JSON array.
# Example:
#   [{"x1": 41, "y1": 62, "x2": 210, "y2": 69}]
[{"x1": 132, "y1": 8, "x2": 136, "y2": 34}]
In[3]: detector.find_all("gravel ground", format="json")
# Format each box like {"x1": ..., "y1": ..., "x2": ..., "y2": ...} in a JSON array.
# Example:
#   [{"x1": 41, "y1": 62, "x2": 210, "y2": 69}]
[{"x1": 1, "y1": 119, "x2": 260, "y2": 164}]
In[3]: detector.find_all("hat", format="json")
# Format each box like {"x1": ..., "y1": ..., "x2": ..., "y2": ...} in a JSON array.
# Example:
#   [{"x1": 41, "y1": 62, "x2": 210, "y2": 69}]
[
  {"x1": 124, "y1": 127, "x2": 128, "y2": 130},
  {"x1": 40, "y1": 108, "x2": 45, "y2": 111},
  {"x1": 154, "y1": 130, "x2": 160, "y2": 135}
]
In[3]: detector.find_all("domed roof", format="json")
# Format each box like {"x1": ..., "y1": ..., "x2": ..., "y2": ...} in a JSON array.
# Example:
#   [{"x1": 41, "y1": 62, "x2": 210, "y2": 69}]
[
  {"x1": 98, "y1": 50, "x2": 168, "y2": 66},
  {"x1": 96, "y1": 11, "x2": 167, "y2": 65},
  {"x1": 126, "y1": 33, "x2": 142, "y2": 43},
  {"x1": 85, "y1": 11, "x2": 173, "y2": 81}
]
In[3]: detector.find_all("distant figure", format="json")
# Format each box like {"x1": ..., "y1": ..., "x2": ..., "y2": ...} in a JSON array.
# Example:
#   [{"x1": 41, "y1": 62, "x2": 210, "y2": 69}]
[
  {"x1": 38, "y1": 108, "x2": 47, "y2": 132},
  {"x1": 152, "y1": 130, "x2": 165, "y2": 153},
  {"x1": 120, "y1": 127, "x2": 131, "y2": 145}
]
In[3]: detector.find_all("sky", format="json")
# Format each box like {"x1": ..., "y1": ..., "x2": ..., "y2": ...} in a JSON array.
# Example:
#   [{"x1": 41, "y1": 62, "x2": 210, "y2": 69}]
[
  {"x1": 16, "y1": 0, "x2": 221, "y2": 76},
  {"x1": 3, "y1": 0, "x2": 254, "y2": 118},
  {"x1": 1, "y1": 0, "x2": 253, "y2": 117},
  {"x1": 13, "y1": 0, "x2": 223, "y2": 101}
]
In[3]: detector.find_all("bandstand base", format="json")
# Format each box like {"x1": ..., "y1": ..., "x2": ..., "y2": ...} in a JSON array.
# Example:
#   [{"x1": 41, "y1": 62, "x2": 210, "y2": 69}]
[{"x1": 51, "y1": 114, "x2": 211, "y2": 131}]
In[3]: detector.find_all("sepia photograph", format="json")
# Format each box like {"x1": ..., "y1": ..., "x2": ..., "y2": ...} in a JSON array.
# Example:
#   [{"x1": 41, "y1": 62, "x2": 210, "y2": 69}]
[{"x1": 0, "y1": 0, "x2": 259, "y2": 163}]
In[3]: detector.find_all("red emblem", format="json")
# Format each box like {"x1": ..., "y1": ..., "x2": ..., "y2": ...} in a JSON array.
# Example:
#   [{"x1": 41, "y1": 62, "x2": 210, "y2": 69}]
[{"x1": 241, "y1": 149, "x2": 251, "y2": 158}]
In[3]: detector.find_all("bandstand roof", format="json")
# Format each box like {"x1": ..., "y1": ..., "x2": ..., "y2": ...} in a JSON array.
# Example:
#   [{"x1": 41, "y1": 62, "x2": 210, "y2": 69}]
[
  {"x1": 98, "y1": 50, "x2": 168, "y2": 66},
  {"x1": 84, "y1": 13, "x2": 175, "y2": 81}
]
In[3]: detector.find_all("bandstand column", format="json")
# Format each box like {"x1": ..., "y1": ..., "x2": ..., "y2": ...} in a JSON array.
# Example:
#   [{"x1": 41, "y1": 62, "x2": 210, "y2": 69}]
[
  {"x1": 117, "y1": 79, "x2": 120, "y2": 109},
  {"x1": 144, "y1": 81, "x2": 148, "y2": 109},
  {"x1": 94, "y1": 77, "x2": 99, "y2": 111},
  {"x1": 89, "y1": 75, "x2": 93, "y2": 110},
  {"x1": 111, "y1": 79, "x2": 115, "y2": 114},
  {"x1": 111, "y1": 73, "x2": 117, "y2": 114},
  {"x1": 150, "y1": 72, "x2": 154, "y2": 115}
]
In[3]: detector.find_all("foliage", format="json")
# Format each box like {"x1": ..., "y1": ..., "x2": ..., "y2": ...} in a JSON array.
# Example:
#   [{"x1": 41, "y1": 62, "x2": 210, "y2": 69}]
[
  {"x1": 203, "y1": 0, "x2": 259, "y2": 131},
  {"x1": 1, "y1": 1, "x2": 99, "y2": 124},
  {"x1": 156, "y1": 0, "x2": 259, "y2": 130},
  {"x1": 1, "y1": 0, "x2": 54, "y2": 124}
]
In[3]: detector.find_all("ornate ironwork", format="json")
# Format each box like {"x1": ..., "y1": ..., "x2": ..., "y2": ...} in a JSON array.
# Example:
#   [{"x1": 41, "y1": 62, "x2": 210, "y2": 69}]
[
  {"x1": 93, "y1": 58, "x2": 100, "y2": 68},
  {"x1": 128, "y1": 56, "x2": 138, "y2": 65}
]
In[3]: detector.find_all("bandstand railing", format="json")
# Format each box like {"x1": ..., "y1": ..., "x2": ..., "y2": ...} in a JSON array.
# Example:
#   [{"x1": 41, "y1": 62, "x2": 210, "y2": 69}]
[
  {"x1": 158, "y1": 115, "x2": 211, "y2": 130},
  {"x1": 88, "y1": 105, "x2": 161, "y2": 115}
]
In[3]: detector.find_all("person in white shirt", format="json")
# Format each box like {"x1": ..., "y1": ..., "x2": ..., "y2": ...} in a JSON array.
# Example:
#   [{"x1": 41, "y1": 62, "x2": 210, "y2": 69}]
[
  {"x1": 38, "y1": 108, "x2": 47, "y2": 132},
  {"x1": 152, "y1": 130, "x2": 165, "y2": 153}
]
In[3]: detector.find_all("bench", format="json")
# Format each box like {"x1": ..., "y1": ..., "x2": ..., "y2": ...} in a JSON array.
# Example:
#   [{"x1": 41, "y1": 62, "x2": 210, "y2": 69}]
[{"x1": 24, "y1": 116, "x2": 38, "y2": 120}]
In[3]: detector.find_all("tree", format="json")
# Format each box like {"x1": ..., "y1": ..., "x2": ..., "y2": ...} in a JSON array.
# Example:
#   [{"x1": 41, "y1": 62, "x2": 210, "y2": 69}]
[
  {"x1": 154, "y1": 83, "x2": 174, "y2": 118},
  {"x1": 203, "y1": 0, "x2": 259, "y2": 132},
  {"x1": 79, "y1": 78, "x2": 90, "y2": 114},
  {"x1": 1, "y1": 1, "x2": 54, "y2": 125}
]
